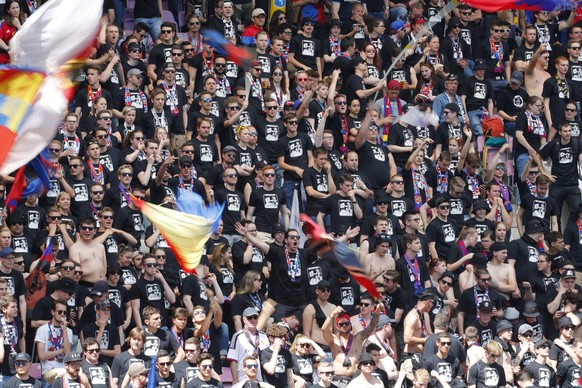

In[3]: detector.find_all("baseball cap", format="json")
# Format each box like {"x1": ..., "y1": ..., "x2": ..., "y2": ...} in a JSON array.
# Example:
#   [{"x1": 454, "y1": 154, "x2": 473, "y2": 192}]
[
  {"x1": 478, "y1": 300, "x2": 493, "y2": 312},
  {"x1": 418, "y1": 289, "x2": 435, "y2": 301},
  {"x1": 490, "y1": 241, "x2": 508, "y2": 253},
  {"x1": 390, "y1": 20, "x2": 405, "y2": 32},
  {"x1": 375, "y1": 233, "x2": 392, "y2": 246},
  {"x1": 559, "y1": 316, "x2": 574, "y2": 328},
  {"x1": 127, "y1": 68, "x2": 143, "y2": 77},
  {"x1": 90, "y1": 281, "x2": 109, "y2": 296},
  {"x1": 444, "y1": 102, "x2": 460, "y2": 114},
  {"x1": 63, "y1": 352, "x2": 82, "y2": 364},
  {"x1": 358, "y1": 352, "x2": 375, "y2": 365},
  {"x1": 473, "y1": 58, "x2": 487, "y2": 70},
  {"x1": 316, "y1": 280, "x2": 331, "y2": 290},
  {"x1": 496, "y1": 319, "x2": 513, "y2": 333},
  {"x1": 387, "y1": 80, "x2": 401, "y2": 90},
  {"x1": 128, "y1": 363, "x2": 149, "y2": 377},
  {"x1": 222, "y1": 145, "x2": 237, "y2": 154},
  {"x1": 57, "y1": 279, "x2": 76, "y2": 295},
  {"x1": 522, "y1": 301, "x2": 540, "y2": 318},
  {"x1": 250, "y1": 59, "x2": 262, "y2": 68},
  {"x1": 524, "y1": 220, "x2": 543, "y2": 234},
  {"x1": 518, "y1": 324, "x2": 534, "y2": 335},
  {"x1": 562, "y1": 269, "x2": 576, "y2": 279},
  {"x1": 252, "y1": 8, "x2": 266, "y2": 17},
  {"x1": 0, "y1": 247, "x2": 14, "y2": 257},
  {"x1": 178, "y1": 155, "x2": 193, "y2": 165},
  {"x1": 510, "y1": 71, "x2": 524, "y2": 84},
  {"x1": 243, "y1": 307, "x2": 259, "y2": 317},
  {"x1": 15, "y1": 353, "x2": 30, "y2": 362},
  {"x1": 96, "y1": 300, "x2": 112, "y2": 310}
]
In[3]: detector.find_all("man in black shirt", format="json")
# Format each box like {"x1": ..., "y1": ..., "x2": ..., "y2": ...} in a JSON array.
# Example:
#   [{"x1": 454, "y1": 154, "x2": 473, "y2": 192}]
[
  {"x1": 304, "y1": 148, "x2": 336, "y2": 223},
  {"x1": 214, "y1": 167, "x2": 246, "y2": 246},
  {"x1": 496, "y1": 71, "x2": 529, "y2": 137},
  {"x1": 426, "y1": 197, "x2": 458, "y2": 261},
  {"x1": 288, "y1": 18, "x2": 322, "y2": 76},
  {"x1": 147, "y1": 22, "x2": 175, "y2": 84},
  {"x1": 508, "y1": 219, "x2": 546, "y2": 284},
  {"x1": 422, "y1": 332, "x2": 464, "y2": 387},
  {"x1": 517, "y1": 174, "x2": 559, "y2": 235},
  {"x1": 344, "y1": 57, "x2": 383, "y2": 107},
  {"x1": 460, "y1": 58, "x2": 494, "y2": 137},
  {"x1": 317, "y1": 174, "x2": 362, "y2": 235},
  {"x1": 260, "y1": 324, "x2": 293, "y2": 388}
]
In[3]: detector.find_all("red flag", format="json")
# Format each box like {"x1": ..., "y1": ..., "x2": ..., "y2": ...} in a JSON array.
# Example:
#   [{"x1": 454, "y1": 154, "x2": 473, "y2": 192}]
[{"x1": 5, "y1": 166, "x2": 26, "y2": 213}]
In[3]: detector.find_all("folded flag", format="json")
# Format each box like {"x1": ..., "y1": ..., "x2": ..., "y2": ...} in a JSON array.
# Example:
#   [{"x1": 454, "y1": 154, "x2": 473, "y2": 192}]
[{"x1": 463, "y1": 0, "x2": 574, "y2": 12}]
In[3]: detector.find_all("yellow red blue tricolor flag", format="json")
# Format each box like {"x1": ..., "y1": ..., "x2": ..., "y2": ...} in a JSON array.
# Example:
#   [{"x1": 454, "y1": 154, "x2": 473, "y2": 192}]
[
  {"x1": 0, "y1": 0, "x2": 102, "y2": 175},
  {"x1": 131, "y1": 190, "x2": 224, "y2": 273}
]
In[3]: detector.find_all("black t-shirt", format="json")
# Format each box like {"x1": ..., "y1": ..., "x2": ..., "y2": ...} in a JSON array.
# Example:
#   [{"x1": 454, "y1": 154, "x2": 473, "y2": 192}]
[
  {"x1": 289, "y1": 35, "x2": 321, "y2": 70},
  {"x1": 542, "y1": 77, "x2": 572, "y2": 128},
  {"x1": 249, "y1": 187, "x2": 286, "y2": 233},
  {"x1": 214, "y1": 187, "x2": 245, "y2": 234},
  {"x1": 468, "y1": 360, "x2": 507, "y2": 388},
  {"x1": 320, "y1": 193, "x2": 358, "y2": 233},
  {"x1": 519, "y1": 193, "x2": 559, "y2": 231},
  {"x1": 508, "y1": 236, "x2": 542, "y2": 283},
  {"x1": 523, "y1": 360, "x2": 556, "y2": 388},
  {"x1": 161, "y1": 83, "x2": 188, "y2": 135},
  {"x1": 388, "y1": 122, "x2": 415, "y2": 168},
  {"x1": 344, "y1": 74, "x2": 366, "y2": 106},
  {"x1": 260, "y1": 347, "x2": 293, "y2": 388},
  {"x1": 496, "y1": 84, "x2": 529, "y2": 117},
  {"x1": 265, "y1": 245, "x2": 311, "y2": 307},
  {"x1": 303, "y1": 166, "x2": 331, "y2": 217},
  {"x1": 277, "y1": 133, "x2": 314, "y2": 181},
  {"x1": 356, "y1": 142, "x2": 393, "y2": 190},
  {"x1": 476, "y1": 39, "x2": 510, "y2": 78},
  {"x1": 187, "y1": 377, "x2": 223, "y2": 388},
  {"x1": 191, "y1": 137, "x2": 219, "y2": 177},
  {"x1": 457, "y1": 286, "x2": 504, "y2": 327},
  {"x1": 460, "y1": 76, "x2": 493, "y2": 112},
  {"x1": 74, "y1": 88, "x2": 113, "y2": 132},
  {"x1": 556, "y1": 357, "x2": 582, "y2": 388},
  {"x1": 3, "y1": 376, "x2": 42, "y2": 388},
  {"x1": 538, "y1": 138, "x2": 582, "y2": 186},
  {"x1": 148, "y1": 43, "x2": 173, "y2": 71},
  {"x1": 129, "y1": 278, "x2": 170, "y2": 325},
  {"x1": 232, "y1": 240, "x2": 266, "y2": 288},
  {"x1": 422, "y1": 353, "x2": 463, "y2": 385},
  {"x1": 514, "y1": 111, "x2": 545, "y2": 156},
  {"x1": 425, "y1": 217, "x2": 459, "y2": 259},
  {"x1": 82, "y1": 322, "x2": 121, "y2": 364},
  {"x1": 255, "y1": 116, "x2": 286, "y2": 163},
  {"x1": 395, "y1": 255, "x2": 431, "y2": 298}
]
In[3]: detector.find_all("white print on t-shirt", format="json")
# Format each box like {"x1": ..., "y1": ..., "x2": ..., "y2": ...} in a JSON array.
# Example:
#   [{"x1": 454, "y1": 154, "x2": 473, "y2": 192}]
[
  {"x1": 12, "y1": 237, "x2": 28, "y2": 253},
  {"x1": 122, "y1": 269, "x2": 136, "y2": 285},
  {"x1": 2, "y1": 277, "x2": 13, "y2": 296},
  {"x1": 89, "y1": 366, "x2": 107, "y2": 385},
  {"x1": 258, "y1": 57, "x2": 271, "y2": 73},
  {"x1": 484, "y1": 367, "x2": 500, "y2": 386},
  {"x1": 27, "y1": 211, "x2": 40, "y2": 229},
  {"x1": 146, "y1": 284, "x2": 162, "y2": 300},
  {"x1": 97, "y1": 329, "x2": 110, "y2": 348},
  {"x1": 226, "y1": 61, "x2": 238, "y2": 78},
  {"x1": 474, "y1": 83, "x2": 486, "y2": 100},
  {"x1": 200, "y1": 144, "x2": 213, "y2": 162},
  {"x1": 221, "y1": 267, "x2": 234, "y2": 284},
  {"x1": 450, "y1": 199, "x2": 463, "y2": 215},
  {"x1": 572, "y1": 66, "x2": 582, "y2": 81},
  {"x1": 106, "y1": 236, "x2": 118, "y2": 253},
  {"x1": 47, "y1": 180, "x2": 60, "y2": 198},
  {"x1": 443, "y1": 224, "x2": 455, "y2": 242},
  {"x1": 308, "y1": 266, "x2": 323, "y2": 285},
  {"x1": 403, "y1": 128, "x2": 413, "y2": 147},
  {"x1": 532, "y1": 200, "x2": 546, "y2": 219},
  {"x1": 109, "y1": 290, "x2": 121, "y2": 307},
  {"x1": 538, "y1": 367, "x2": 551, "y2": 387},
  {"x1": 263, "y1": 194, "x2": 279, "y2": 209},
  {"x1": 316, "y1": 174, "x2": 328, "y2": 192},
  {"x1": 528, "y1": 246, "x2": 538, "y2": 263},
  {"x1": 144, "y1": 336, "x2": 161, "y2": 357},
  {"x1": 338, "y1": 200, "x2": 353, "y2": 217},
  {"x1": 353, "y1": 24, "x2": 365, "y2": 39},
  {"x1": 481, "y1": 329, "x2": 493, "y2": 343},
  {"x1": 392, "y1": 201, "x2": 406, "y2": 217},
  {"x1": 341, "y1": 287, "x2": 354, "y2": 305},
  {"x1": 266, "y1": 125, "x2": 279, "y2": 142},
  {"x1": 100, "y1": 155, "x2": 114, "y2": 172},
  {"x1": 289, "y1": 139, "x2": 304, "y2": 158},
  {"x1": 437, "y1": 362, "x2": 452, "y2": 382},
  {"x1": 240, "y1": 152, "x2": 252, "y2": 166},
  {"x1": 392, "y1": 70, "x2": 406, "y2": 82},
  {"x1": 238, "y1": 111, "x2": 251, "y2": 127},
  {"x1": 275, "y1": 355, "x2": 286, "y2": 373},
  {"x1": 73, "y1": 184, "x2": 88, "y2": 201},
  {"x1": 513, "y1": 95, "x2": 524, "y2": 108},
  {"x1": 371, "y1": 146, "x2": 385, "y2": 161},
  {"x1": 301, "y1": 40, "x2": 315, "y2": 57},
  {"x1": 298, "y1": 359, "x2": 313, "y2": 374},
  {"x1": 227, "y1": 194, "x2": 241, "y2": 211},
  {"x1": 132, "y1": 214, "x2": 143, "y2": 231},
  {"x1": 461, "y1": 29, "x2": 471, "y2": 45},
  {"x1": 559, "y1": 147, "x2": 573, "y2": 164},
  {"x1": 252, "y1": 247, "x2": 263, "y2": 263},
  {"x1": 287, "y1": 256, "x2": 301, "y2": 278}
]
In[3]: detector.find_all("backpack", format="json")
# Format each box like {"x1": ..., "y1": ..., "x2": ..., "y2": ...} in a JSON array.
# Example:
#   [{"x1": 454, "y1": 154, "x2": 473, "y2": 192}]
[{"x1": 483, "y1": 117, "x2": 506, "y2": 147}]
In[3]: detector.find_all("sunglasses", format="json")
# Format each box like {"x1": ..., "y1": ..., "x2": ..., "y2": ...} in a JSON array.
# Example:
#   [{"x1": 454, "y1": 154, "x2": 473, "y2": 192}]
[
  {"x1": 361, "y1": 302, "x2": 370, "y2": 307},
  {"x1": 440, "y1": 342, "x2": 451, "y2": 346},
  {"x1": 48, "y1": 148, "x2": 60, "y2": 153},
  {"x1": 156, "y1": 255, "x2": 166, "y2": 259},
  {"x1": 161, "y1": 30, "x2": 173, "y2": 34},
  {"x1": 145, "y1": 263, "x2": 158, "y2": 268},
  {"x1": 69, "y1": 164, "x2": 82, "y2": 168},
  {"x1": 264, "y1": 173, "x2": 276, "y2": 177},
  {"x1": 440, "y1": 280, "x2": 453, "y2": 286},
  {"x1": 273, "y1": 72, "x2": 283, "y2": 76},
  {"x1": 183, "y1": 149, "x2": 195, "y2": 154},
  {"x1": 81, "y1": 226, "x2": 95, "y2": 231},
  {"x1": 62, "y1": 266, "x2": 75, "y2": 271},
  {"x1": 101, "y1": 215, "x2": 113, "y2": 219},
  {"x1": 299, "y1": 343, "x2": 311, "y2": 348},
  {"x1": 99, "y1": 116, "x2": 112, "y2": 120},
  {"x1": 360, "y1": 361, "x2": 375, "y2": 367},
  {"x1": 391, "y1": 180, "x2": 403, "y2": 184},
  {"x1": 49, "y1": 216, "x2": 62, "y2": 220},
  {"x1": 215, "y1": 63, "x2": 226, "y2": 67},
  {"x1": 335, "y1": 101, "x2": 347, "y2": 105},
  {"x1": 86, "y1": 348, "x2": 100, "y2": 353},
  {"x1": 185, "y1": 348, "x2": 200, "y2": 353},
  {"x1": 296, "y1": 77, "x2": 307, "y2": 81},
  {"x1": 189, "y1": 22, "x2": 201, "y2": 25},
  {"x1": 288, "y1": 235, "x2": 300, "y2": 239},
  {"x1": 237, "y1": 94, "x2": 247, "y2": 98},
  {"x1": 121, "y1": 172, "x2": 133, "y2": 177},
  {"x1": 171, "y1": 52, "x2": 183, "y2": 56},
  {"x1": 14, "y1": 261, "x2": 24, "y2": 265},
  {"x1": 165, "y1": 70, "x2": 176, "y2": 74},
  {"x1": 266, "y1": 106, "x2": 278, "y2": 110},
  {"x1": 438, "y1": 205, "x2": 450, "y2": 210},
  {"x1": 55, "y1": 310, "x2": 67, "y2": 315},
  {"x1": 319, "y1": 287, "x2": 332, "y2": 293},
  {"x1": 246, "y1": 364, "x2": 258, "y2": 368},
  {"x1": 246, "y1": 315, "x2": 259, "y2": 320},
  {"x1": 159, "y1": 362, "x2": 171, "y2": 366},
  {"x1": 109, "y1": 271, "x2": 122, "y2": 275},
  {"x1": 226, "y1": 173, "x2": 239, "y2": 178},
  {"x1": 338, "y1": 321, "x2": 351, "y2": 327},
  {"x1": 287, "y1": 120, "x2": 298, "y2": 125},
  {"x1": 200, "y1": 364, "x2": 213, "y2": 369},
  {"x1": 566, "y1": 108, "x2": 577, "y2": 112},
  {"x1": 130, "y1": 48, "x2": 142, "y2": 53},
  {"x1": 495, "y1": 165, "x2": 506, "y2": 171},
  {"x1": 181, "y1": 164, "x2": 192, "y2": 168},
  {"x1": 320, "y1": 371, "x2": 334, "y2": 376},
  {"x1": 228, "y1": 106, "x2": 241, "y2": 111}
]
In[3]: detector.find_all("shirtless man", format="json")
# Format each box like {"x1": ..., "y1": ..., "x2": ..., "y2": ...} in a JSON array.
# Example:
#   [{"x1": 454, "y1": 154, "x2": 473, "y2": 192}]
[
  {"x1": 350, "y1": 293, "x2": 375, "y2": 334},
  {"x1": 486, "y1": 241, "x2": 518, "y2": 301},
  {"x1": 525, "y1": 44, "x2": 551, "y2": 98},
  {"x1": 69, "y1": 218, "x2": 107, "y2": 285},
  {"x1": 402, "y1": 290, "x2": 434, "y2": 358},
  {"x1": 322, "y1": 304, "x2": 382, "y2": 386},
  {"x1": 361, "y1": 234, "x2": 395, "y2": 282},
  {"x1": 346, "y1": 353, "x2": 383, "y2": 388},
  {"x1": 303, "y1": 280, "x2": 337, "y2": 348}
]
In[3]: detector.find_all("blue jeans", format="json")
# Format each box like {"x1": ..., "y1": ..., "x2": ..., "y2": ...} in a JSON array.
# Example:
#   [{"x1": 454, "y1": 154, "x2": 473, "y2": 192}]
[
  {"x1": 135, "y1": 17, "x2": 162, "y2": 41},
  {"x1": 504, "y1": 121, "x2": 516, "y2": 137},
  {"x1": 468, "y1": 109, "x2": 485, "y2": 136},
  {"x1": 0, "y1": 374, "x2": 12, "y2": 388},
  {"x1": 113, "y1": 0, "x2": 126, "y2": 27},
  {"x1": 284, "y1": 179, "x2": 302, "y2": 212},
  {"x1": 464, "y1": 59, "x2": 475, "y2": 78},
  {"x1": 490, "y1": 79, "x2": 509, "y2": 100},
  {"x1": 219, "y1": 322, "x2": 229, "y2": 356},
  {"x1": 272, "y1": 163, "x2": 283, "y2": 189}
]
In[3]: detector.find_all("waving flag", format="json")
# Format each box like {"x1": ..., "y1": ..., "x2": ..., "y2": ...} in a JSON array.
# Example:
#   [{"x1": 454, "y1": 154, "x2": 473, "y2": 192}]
[
  {"x1": 131, "y1": 190, "x2": 224, "y2": 273},
  {"x1": 203, "y1": 30, "x2": 253, "y2": 67},
  {"x1": 463, "y1": 0, "x2": 576, "y2": 12},
  {"x1": 147, "y1": 357, "x2": 158, "y2": 388},
  {"x1": 300, "y1": 214, "x2": 381, "y2": 299},
  {"x1": 0, "y1": 0, "x2": 102, "y2": 175},
  {"x1": 4, "y1": 152, "x2": 55, "y2": 212}
]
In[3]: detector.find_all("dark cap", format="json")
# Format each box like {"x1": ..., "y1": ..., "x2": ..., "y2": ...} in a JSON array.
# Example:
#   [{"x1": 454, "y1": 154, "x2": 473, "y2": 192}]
[
  {"x1": 178, "y1": 155, "x2": 193, "y2": 165},
  {"x1": 63, "y1": 352, "x2": 83, "y2": 364},
  {"x1": 471, "y1": 252, "x2": 488, "y2": 268},
  {"x1": 448, "y1": 16, "x2": 461, "y2": 27},
  {"x1": 473, "y1": 58, "x2": 487, "y2": 70},
  {"x1": 96, "y1": 300, "x2": 112, "y2": 310},
  {"x1": 161, "y1": 62, "x2": 176, "y2": 72},
  {"x1": 375, "y1": 194, "x2": 390, "y2": 204},
  {"x1": 0, "y1": 247, "x2": 14, "y2": 257},
  {"x1": 418, "y1": 289, "x2": 435, "y2": 301},
  {"x1": 358, "y1": 352, "x2": 375, "y2": 365},
  {"x1": 535, "y1": 339, "x2": 552, "y2": 349},
  {"x1": 15, "y1": 353, "x2": 30, "y2": 362},
  {"x1": 317, "y1": 280, "x2": 332, "y2": 290},
  {"x1": 90, "y1": 281, "x2": 109, "y2": 296},
  {"x1": 127, "y1": 42, "x2": 141, "y2": 52},
  {"x1": 376, "y1": 313, "x2": 396, "y2": 330},
  {"x1": 525, "y1": 220, "x2": 543, "y2": 235},
  {"x1": 222, "y1": 145, "x2": 237, "y2": 154},
  {"x1": 559, "y1": 316, "x2": 574, "y2": 328},
  {"x1": 7, "y1": 214, "x2": 25, "y2": 225},
  {"x1": 301, "y1": 17, "x2": 315, "y2": 26},
  {"x1": 128, "y1": 363, "x2": 150, "y2": 377},
  {"x1": 522, "y1": 301, "x2": 540, "y2": 317},
  {"x1": 472, "y1": 199, "x2": 489, "y2": 213},
  {"x1": 490, "y1": 241, "x2": 508, "y2": 253},
  {"x1": 439, "y1": 271, "x2": 455, "y2": 282},
  {"x1": 271, "y1": 224, "x2": 285, "y2": 237},
  {"x1": 57, "y1": 278, "x2": 76, "y2": 294},
  {"x1": 328, "y1": 19, "x2": 342, "y2": 29},
  {"x1": 445, "y1": 74, "x2": 458, "y2": 82},
  {"x1": 96, "y1": 43, "x2": 113, "y2": 58},
  {"x1": 390, "y1": 20, "x2": 405, "y2": 33},
  {"x1": 335, "y1": 266, "x2": 350, "y2": 279},
  {"x1": 496, "y1": 319, "x2": 513, "y2": 333},
  {"x1": 107, "y1": 262, "x2": 122, "y2": 274},
  {"x1": 444, "y1": 102, "x2": 460, "y2": 114},
  {"x1": 374, "y1": 233, "x2": 392, "y2": 246},
  {"x1": 250, "y1": 59, "x2": 262, "y2": 68},
  {"x1": 478, "y1": 300, "x2": 493, "y2": 312},
  {"x1": 510, "y1": 71, "x2": 524, "y2": 84},
  {"x1": 562, "y1": 269, "x2": 576, "y2": 279}
]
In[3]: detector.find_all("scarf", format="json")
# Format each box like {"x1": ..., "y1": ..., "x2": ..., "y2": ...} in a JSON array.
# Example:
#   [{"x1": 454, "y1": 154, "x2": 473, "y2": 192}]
[
  {"x1": 162, "y1": 83, "x2": 179, "y2": 116},
  {"x1": 525, "y1": 110, "x2": 545, "y2": 136},
  {"x1": 463, "y1": 168, "x2": 480, "y2": 199},
  {"x1": 490, "y1": 36, "x2": 504, "y2": 73},
  {"x1": 436, "y1": 165, "x2": 448, "y2": 194},
  {"x1": 124, "y1": 87, "x2": 148, "y2": 113},
  {"x1": 411, "y1": 167, "x2": 428, "y2": 210}
]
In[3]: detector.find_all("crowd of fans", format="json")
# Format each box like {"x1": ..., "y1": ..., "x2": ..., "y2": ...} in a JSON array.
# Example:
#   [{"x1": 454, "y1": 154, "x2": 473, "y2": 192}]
[{"x1": 2, "y1": 0, "x2": 582, "y2": 387}]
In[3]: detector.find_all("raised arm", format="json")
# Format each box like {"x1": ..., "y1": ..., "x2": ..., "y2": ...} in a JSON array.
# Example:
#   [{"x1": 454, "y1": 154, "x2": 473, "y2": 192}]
[{"x1": 235, "y1": 222, "x2": 270, "y2": 254}]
